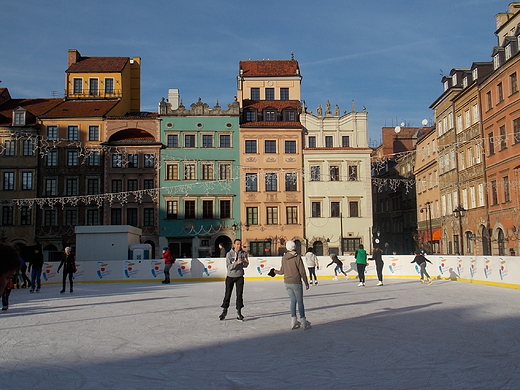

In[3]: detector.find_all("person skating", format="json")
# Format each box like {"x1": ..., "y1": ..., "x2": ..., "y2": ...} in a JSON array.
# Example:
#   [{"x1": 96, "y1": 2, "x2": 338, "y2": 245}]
[
  {"x1": 219, "y1": 239, "x2": 249, "y2": 321},
  {"x1": 411, "y1": 251, "x2": 433, "y2": 284},
  {"x1": 354, "y1": 244, "x2": 368, "y2": 286},
  {"x1": 271, "y1": 240, "x2": 311, "y2": 330},
  {"x1": 57, "y1": 247, "x2": 76, "y2": 293},
  {"x1": 304, "y1": 247, "x2": 320, "y2": 285},
  {"x1": 29, "y1": 247, "x2": 44, "y2": 293},
  {"x1": 161, "y1": 247, "x2": 174, "y2": 284},
  {"x1": 327, "y1": 254, "x2": 347, "y2": 280},
  {"x1": 370, "y1": 245, "x2": 384, "y2": 286}
]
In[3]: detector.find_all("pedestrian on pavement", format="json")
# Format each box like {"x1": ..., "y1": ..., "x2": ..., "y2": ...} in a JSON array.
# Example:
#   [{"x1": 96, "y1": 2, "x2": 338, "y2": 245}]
[
  {"x1": 29, "y1": 247, "x2": 44, "y2": 293},
  {"x1": 219, "y1": 239, "x2": 249, "y2": 322},
  {"x1": 354, "y1": 244, "x2": 368, "y2": 287},
  {"x1": 58, "y1": 247, "x2": 76, "y2": 293},
  {"x1": 411, "y1": 251, "x2": 433, "y2": 284},
  {"x1": 161, "y1": 247, "x2": 174, "y2": 284},
  {"x1": 304, "y1": 247, "x2": 320, "y2": 285},
  {"x1": 271, "y1": 240, "x2": 311, "y2": 330},
  {"x1": 327, "y1": 254, "x2": 347, "y2": 280},
  {"x1": 370, "y1": 245, "x2": 384, "y2": 286}
]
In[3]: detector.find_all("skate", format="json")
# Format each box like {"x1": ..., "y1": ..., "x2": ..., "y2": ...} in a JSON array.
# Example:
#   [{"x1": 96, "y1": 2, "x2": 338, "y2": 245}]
[
  {"x1": 301, "y1": 317, "x2": 312, "y2": 330},
  {"x1": 291, "y1": 317, "x2": 301, "y2": 330},
  {"x1": 219, "y1": 308, "x2": 228, "y2": 321},
  {"x1": 236, "y1": 309, "x2": 244, "y2": 322}
]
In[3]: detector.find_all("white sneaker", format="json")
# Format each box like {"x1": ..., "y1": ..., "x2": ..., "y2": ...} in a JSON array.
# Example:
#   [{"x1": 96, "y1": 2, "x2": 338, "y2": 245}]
[
  {"x1": 357, "y1": 282, "x2": 364, "y2": 287},
  {"x1": 377, "y1": 281, "x2": 383, "y2": 286},
  {"x1": 362, "y1": 282, "x2": 365, "y2": 286},
  {"x1": 333, "y1": 276, "x2": 338, "y2": 281}
]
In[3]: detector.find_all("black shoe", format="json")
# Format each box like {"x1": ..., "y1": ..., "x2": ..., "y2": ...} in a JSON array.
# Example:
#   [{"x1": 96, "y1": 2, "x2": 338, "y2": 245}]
[
  {"x1": 60, "y1": 290, "x2": 65, "y2": 293},
  {"x1": 29, "y1": 289, "x2": 34, "y2": 293},
  {"x1": 219, "y1": 309, "x2": 228, "y2": 321},
  {"x1": 70, "y1": 290, "x2": 73, "y2": 293},
  {"x1": 1, "y1": 306, "x2": 7, "y2": 311},
  {"x1": 237, "y1": 310, "x2": 244, "y2": 322}
]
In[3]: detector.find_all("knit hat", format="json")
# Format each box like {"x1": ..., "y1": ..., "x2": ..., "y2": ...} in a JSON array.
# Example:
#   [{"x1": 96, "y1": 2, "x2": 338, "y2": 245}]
[
  {"x1": 286, "y1": 240, "x2": 296, "y2": 252},
  {"x1": 163, "y1": 247, "x2": 168, "y2": 251}
]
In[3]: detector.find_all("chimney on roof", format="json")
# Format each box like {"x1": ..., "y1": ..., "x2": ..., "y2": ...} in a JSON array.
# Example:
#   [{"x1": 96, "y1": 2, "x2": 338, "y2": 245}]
[{"x1": 68, "y1": 49, "x2": 81, "y2": 67}]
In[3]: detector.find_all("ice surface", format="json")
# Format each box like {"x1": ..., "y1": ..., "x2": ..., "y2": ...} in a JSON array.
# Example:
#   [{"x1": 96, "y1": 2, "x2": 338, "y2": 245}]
[{"x1": 2, "y1": 278, "x2": 520, "y2": 389}]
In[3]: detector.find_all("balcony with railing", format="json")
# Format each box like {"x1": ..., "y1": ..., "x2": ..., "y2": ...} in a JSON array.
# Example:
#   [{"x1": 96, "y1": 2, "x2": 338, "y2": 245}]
[{"x1": 66, "y1": 89, "x2": 123, "y2": 99}]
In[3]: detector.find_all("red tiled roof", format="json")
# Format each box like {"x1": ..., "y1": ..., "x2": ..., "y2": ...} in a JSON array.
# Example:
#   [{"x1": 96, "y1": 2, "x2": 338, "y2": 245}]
[
  {"x1": 66, "y1": 56, "x2": 129, "y2": 73},
  {"x1": 0, "y1": 98, "x2": 62, "y2": 125},
  {"x1": 239, "y1": 60, "x2": 300, "y2": 77},
  {"x1": 40, "y1": 100, "x2": 120, "y2": 118},
  {"x1": 240, "y1": 122, "x2": 301, "y2": 128},
  {"x1": 242, "y1": 100, "x2": 301, "y2": 110}
]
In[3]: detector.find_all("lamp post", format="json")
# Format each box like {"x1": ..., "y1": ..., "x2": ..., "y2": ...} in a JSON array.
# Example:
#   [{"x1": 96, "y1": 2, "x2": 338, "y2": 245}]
[
  {"x1": 420, "y1": 202, "x2": 433, "y2": 253},
  {"x1": 453, "y1": 205, "x2": 466, "y2": 255}
]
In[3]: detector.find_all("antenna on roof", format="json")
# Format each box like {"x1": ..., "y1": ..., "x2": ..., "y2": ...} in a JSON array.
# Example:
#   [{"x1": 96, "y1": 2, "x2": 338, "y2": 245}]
[
  {"x1": 291, "y1": 52, "x2": 294, "y2": 60},
  {"x1": 50, "y1": 90, "x2": 57, "y2": 97}
]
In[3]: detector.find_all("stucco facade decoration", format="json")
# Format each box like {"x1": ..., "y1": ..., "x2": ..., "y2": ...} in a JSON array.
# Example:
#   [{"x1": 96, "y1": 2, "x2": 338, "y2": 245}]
[{"x1": 301, "y1": 104, "x2": 372, "y2": 256}]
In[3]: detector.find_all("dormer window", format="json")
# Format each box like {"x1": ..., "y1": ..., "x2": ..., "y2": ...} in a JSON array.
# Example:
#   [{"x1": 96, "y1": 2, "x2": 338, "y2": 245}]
[
  {"x1": 244, "y1": 108, "x2": 257, "y2": 122},
  {"x1": 443, "y1": 80, "x2": 449, "y2": 91},
  {"x1": 13, "y1": 108, "x2": 26, "y2": 126},
  {"x1": 506, "y1": 44, "x2": 512, "y2": 60},
  {"x1": 462, "y1": 77, "x2": 468, "y2": 88},
  {"x1": 472, "y1": 68, "x2": 478, "y2": 80},
  {"x1": 452, "y1": 74, "x2": 457, "y2": 86},
  {"x1": 283, "y1": 108, "x2": 296, "y2": 121},
  {"x1": 493, "y1": 53, "x2": 501, "y2": 70},
  {"x1": 264, "y1": 109, "x2": 276, "y2": 121}
]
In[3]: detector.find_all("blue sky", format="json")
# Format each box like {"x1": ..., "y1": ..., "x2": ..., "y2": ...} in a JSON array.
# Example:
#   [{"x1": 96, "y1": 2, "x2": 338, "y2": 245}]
[{"x1": 0, "y1": 0, "x2": 507, "y2": 144}]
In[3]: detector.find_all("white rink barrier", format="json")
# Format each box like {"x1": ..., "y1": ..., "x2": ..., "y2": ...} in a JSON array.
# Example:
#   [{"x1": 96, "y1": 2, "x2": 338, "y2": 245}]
[{"x1": 37, "y1": 255, "x2": 520, "y2": 290}]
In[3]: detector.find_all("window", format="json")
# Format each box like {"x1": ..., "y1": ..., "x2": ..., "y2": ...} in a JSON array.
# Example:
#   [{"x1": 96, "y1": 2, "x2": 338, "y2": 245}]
[
  {"x1": 112, "y1": 179, "x2": 122, "y2": 193},
  {"x1": 3, "y1": 140, "x2": 15, "y2": 156},
  {"x1": 202, "y1": 163, "x2": 214, "y2": 180},
  {"x1": 311, "y1": 166, "x2": 321, "y2": 181},
  {"x1": 67, "y1": 150, "x2": 79, "y2": 166},
  {"x1": 166, "y1": 164, "x2": 179, "y2": 180},
  {"x1": 504, "y1": 176, "x2": 510, "y2": 203},
  {"x1": 111, "y1": 209, "x2": 122, "y2": 225},
  {"x1": 202, "y1": 135, "x2": 213, "y2": 148},
  {"x1": 43, "y1": 209, "x2": 57, "y2": 226},
  {"x1": 486, "y1": 91, "x2": 492, "y2": 111},
  {"x1": 144, "y1": 208, "x2": 154, "y2": 226},
  {"x1": 265, "y1": 173, "x2": 277, "y2": 191},
  {"x1": 184, "y1": 134, "x2": 195, "y2": 147},
  {"x1": 266, "y1": 206, "x2": 278, "y2": 225},
  {"x1": 498, "y1": 82, "x2": 504, "y2": 102},
  {"x1": 46, "y1": 150, "x2": 58, "y2": 167},
  {"x1": 67, "y1": 126, "x2": 79, "y2": 141},
  {"x1": 342, "y1": 136, "x2": 350, "y2": 147},
  {"x1": 144, "y1": 179, "x2": 154, "y2": 189},
  {"x1": 20, "y1": 206, "x2": 32, "y2": 225},
  {"x1": 349, "y1": 201, "x2": 359, "y2": 217},
  {"x1": 285, "y1": 173, "x2": 297, "y2": 191},
  {"x1": 167, "y1": 134, "x2": 178, "y2": 148},
  {"x1": 250, "y1": 241, "x2": 271, "y2": 257},
  {"x1": 286, "y1": 206, "x2": 298, "y2": 224},
  {"x1": 244, "y1": 109, "x2": 256, "y2": 122},
  {"x1": 265, "y1": 110, "x2": 276, "y2": 121},
  {"x1": 251, "y1": 88, "x2": 260, "y2": 100},
  {"x1": 127, "y1": 208, "x2": 138, "y2": 226},
  {"x1": 331, "y1": 202, "x2": 340, "y2": 217},
  {"x1": 87, "y1": 178, "x2": 99, "y2": 195},
  {"x1": 65, "y1": 209, "x2": 77, "y2": 226},
  {"x1": 127, "y1": 154, "x2": 138, "y2": 168},
  {"x1": 245, "y1": 140, "x2": 257, "y2": 153},
  {"x1": 3, "y1": 172, "x2": 14, "y2": 190},
  {"x1": 22, "y1": 139, "x2": 34, "y2": 156},
  {"x1": 343, "y1": 238, "x2": 361, "y2": 253},
  {"x1": 13, "y1": 111, "x2": 24, "y2": 126},
  {"x1": 488, "y1": 132, "x2": 495, "y2": 156},
  {"x1": 245, "y1": 173, "x2": 258, "y2": 192},
  {"x1": 330, "y1": 166, "x2": 339, "y2": 181},
  {"x1": 89, "y1": 78, "x2": 99, "y2": 96},
  {"x1": 246, "y1": 207, "x2": 258, "y2": 225},
  {"x1": 89, "y1": 126, "x2": 99, "y2": 141},
  {"x1": 500, "y1": 125, "x2": 507, "y2": 150},
  {"x1": 144, "y1": 154, "x2": 155, "y2": 168},
  {"x1": 105, "y1": 78, "x2": 114, "y2": 94},
  {"x1": 311, "y1": 202, "x2": 321, "y2": 218},
  {"x1": 219, "y1": 134, "x2": 231, "y2": 148},
  {"x1": 88, "y1": 151, "x2": 100, "y2": 166},
  {"x1": 127, "y1": 179, "x2": 138, "y2": 191},
  {"x1": 265, "y1": 140, "x2": 276, "y2": 153},
  {"x1": 348, "y1": 165, "x2": 358, "y2": 181},
  {"x1": 21, "y1": 172, "x2": 33, "y2": 190},
  {"x1": 73, "y1": 78, "x2": 82, "y2": 94},
  {"x1": 86, "y1": 209, "x2": 100, "y2": 225},
  {"x1": 510, "y1": 72, "x2": 518, "y2": 94},
  {"x1": 166, "y1": 200, "x2": 178, "y2": 219},
  {"x1": 308, "y1": 136, "x2": 316, "y2": 148},
  {"x1": 202, "y1": 200, "x2": 213, "y2": 219},
  {"x1": 47, "y1": 126, "x2": 58, "y2": 140},
  {"x1": 280, "y1": 88, "x2": 289, "y2": 100},
  {"x1": 265, "y1": 88, "x2": 275, "y2": 100},
  {"x1": 220, "y1": 200, "x2": 231, "y2": 219},
  {"x1": 184, "y1": 163, "x2": 196, "y2": 180},
  {"x1": 325, "y1": 136, "x2": 333, "y2": 147},
  {"x1": 283, "y1": 109, "x2": 296, "y2": 121},
  {"x1": 285, "y1": 140, "x2": 296, "y2": 154},
  {"x1": 514, "y1": 118, "x2": 520, "y2": 144},
  {"x1": 184, "y1": 200, "x2": 196, "y2": 219},
  {"x1": 2, "y1": 206, "x2": 13, "y2": 226},
  {"x1": 219, "y1": 163, "x2": 232, "y2": 180},
  {"x1": 491, "y1": 180, "x2": 498, "y2": 205},
  {"x1": 65, "y1": 178, "x2": 78, "y2": 196}
]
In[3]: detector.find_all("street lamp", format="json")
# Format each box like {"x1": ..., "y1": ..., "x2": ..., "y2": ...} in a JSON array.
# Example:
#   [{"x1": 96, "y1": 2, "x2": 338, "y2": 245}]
[
  {"x1": 420, "y1": 202, "x2": 433, "y2": 252},
  {"x1": 453, "y1": 205, "x2": 466, "y2": 255}
]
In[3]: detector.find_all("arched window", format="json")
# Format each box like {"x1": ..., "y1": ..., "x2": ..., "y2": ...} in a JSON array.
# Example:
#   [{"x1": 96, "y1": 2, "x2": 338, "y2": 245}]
[
  {"x1": 497, "y1": 228, "x2": 506, "y2": 256},
  {"x1": 313, "y1": 241, "x2": 323, "y2": 256},
  {"x1": 481, "y1": 225, "x2": 491, "y2": 256}
]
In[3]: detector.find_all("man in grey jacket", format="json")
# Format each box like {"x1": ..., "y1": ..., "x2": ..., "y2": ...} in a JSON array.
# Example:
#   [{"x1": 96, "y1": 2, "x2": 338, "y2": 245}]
[{"x1": 219, "y1": 239, "x2": 249, "y2": 321}]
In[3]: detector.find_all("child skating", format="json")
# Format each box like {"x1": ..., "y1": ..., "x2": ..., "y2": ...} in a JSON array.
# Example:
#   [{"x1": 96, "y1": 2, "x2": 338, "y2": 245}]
[
  {"x1": 327, "y1": 254, "x2": 348, "y2": 280},
  {"x1": 411, "y1": 251, "x2": 433, "y2": 284}
]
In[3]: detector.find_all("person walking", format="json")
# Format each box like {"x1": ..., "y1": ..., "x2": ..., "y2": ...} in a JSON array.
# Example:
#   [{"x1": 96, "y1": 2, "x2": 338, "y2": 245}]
[
  {"x1": 271, "y1": 240, "x2": 311, "y2": 330},
  {"x1": 29, "y1": 247, "x2": 44, "y2": 293},
  {"x1": 161, "y1": 247, "x2": 174, "y2": 284},
  {"x1": 354, "y1": 244, "x2": 368, "y2": 287},
  {"x1": 411, "y1": 251, "x2": 433, "y2": 284},
  {"x1": 370, "y1": 245, "x2": 384, "y2": 286},
  {"x1": 304, "y1": 247, "x2": 320, "y2": 285},
  {"x1": 18, "y1": 257, "x2": 30, "y2": 288},
  {"x1": 58, "y1": 247, "x2": 76, "y2": 293},
  {"x1": 219, "y1": 239, "x2": 249, "y2": 322},
  {"x1": 327, "y1": 254, "x2": 347, "y2": 280}
]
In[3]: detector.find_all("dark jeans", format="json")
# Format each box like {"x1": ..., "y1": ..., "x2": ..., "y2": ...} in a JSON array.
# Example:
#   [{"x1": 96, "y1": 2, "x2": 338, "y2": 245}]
[
  {"x1": 308, "y1": 267, "x2": 317, "y2": 281},
  {"x1": 334, "y1": 264, "x2": 346, "y2": 276},
  {"x1": 2, "y1": 288, "x2": 11, "y2": 307},
  {"x1": 163, "y1": 263, "x2": 172, "y2": 281},
  {"x1": 30, "y1": 269, "x2": 42, "y2": 290},
  {"x1": 376, "y1": 260, "x2": 384, "y2": 282},
  {"x1": 62, "y1": 270, "x2": 74, "y2": 291},
  {"x1": 20, "y1": 265, "x2": 30, "y2": 286},
  {"x1": 221, "y1": 276, "x2": 245, "y2": 310},
  {"x1": 356, "y1": 263, "x2": 367, "y2": 283}
]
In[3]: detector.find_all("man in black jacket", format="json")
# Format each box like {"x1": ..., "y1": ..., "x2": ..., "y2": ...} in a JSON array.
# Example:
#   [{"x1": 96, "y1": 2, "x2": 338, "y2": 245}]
[{"x1": 29, "y1": 247, "x2": 44, "y2": 292}]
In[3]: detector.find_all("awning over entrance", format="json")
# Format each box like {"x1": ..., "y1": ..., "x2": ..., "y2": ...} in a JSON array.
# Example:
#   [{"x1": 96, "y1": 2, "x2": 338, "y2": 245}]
[{"x1": 432, "y1": 229, "x2": 441, "y2": 241}]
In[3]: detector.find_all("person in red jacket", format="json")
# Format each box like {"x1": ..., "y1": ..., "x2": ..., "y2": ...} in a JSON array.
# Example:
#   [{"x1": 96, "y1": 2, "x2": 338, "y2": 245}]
[{"x1": 161, "y1": 247, "x2": 174, "y2": 284}]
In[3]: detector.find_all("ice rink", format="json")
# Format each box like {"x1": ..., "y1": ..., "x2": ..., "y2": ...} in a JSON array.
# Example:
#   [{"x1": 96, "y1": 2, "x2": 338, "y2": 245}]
[{"x1": 2, "y1": 276, "x2": 520, "y2": 389}]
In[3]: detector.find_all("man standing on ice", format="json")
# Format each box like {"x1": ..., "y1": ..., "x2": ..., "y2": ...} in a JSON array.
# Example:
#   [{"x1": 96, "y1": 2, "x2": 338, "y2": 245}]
[{"x1": 219, "y1": 239, "x2": 249, "y2": 322}]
